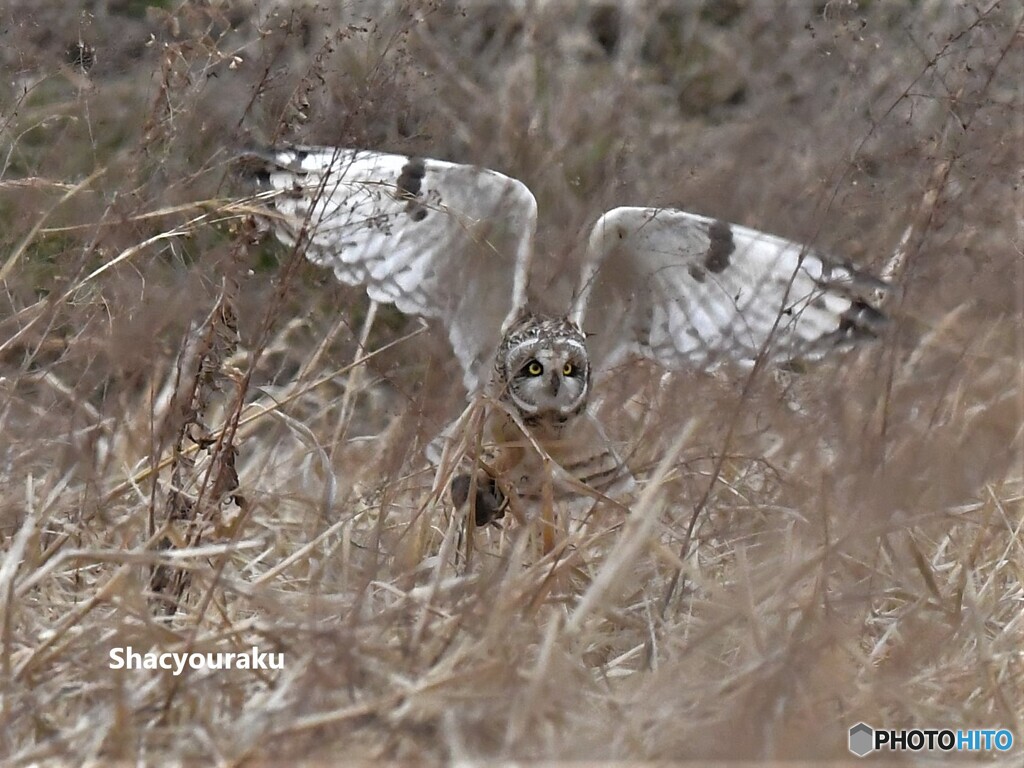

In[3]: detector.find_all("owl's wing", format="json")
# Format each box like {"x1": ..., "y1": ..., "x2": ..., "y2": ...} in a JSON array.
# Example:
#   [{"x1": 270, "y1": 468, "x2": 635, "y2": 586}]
[
  {"x1": 242, "y1": 146, "x2": 538, "y2": 391},
  {"x1": 572, "y1": 207, "x2": 889, "y2": 372}
]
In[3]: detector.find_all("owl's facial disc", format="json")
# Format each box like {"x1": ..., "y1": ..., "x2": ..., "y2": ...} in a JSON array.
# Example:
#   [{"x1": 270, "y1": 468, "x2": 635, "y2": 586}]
[{"x1": 506, "y1": 339, "x2": 589, "y2": 418}]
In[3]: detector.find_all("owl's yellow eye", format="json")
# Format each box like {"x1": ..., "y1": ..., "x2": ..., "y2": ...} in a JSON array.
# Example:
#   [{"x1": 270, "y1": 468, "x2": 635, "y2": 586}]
[
  {"x1": 563, "y1": 362, "x2": 575, "y2": 376},
  {"x1": 526, "y1": 360, "x2": 543, "y2": 376}
]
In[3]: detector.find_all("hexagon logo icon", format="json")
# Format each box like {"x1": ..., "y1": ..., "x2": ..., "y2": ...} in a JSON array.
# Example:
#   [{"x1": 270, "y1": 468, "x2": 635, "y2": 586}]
[{"x1": 849, "y1": 722, "x2": 875, "y2": 757}]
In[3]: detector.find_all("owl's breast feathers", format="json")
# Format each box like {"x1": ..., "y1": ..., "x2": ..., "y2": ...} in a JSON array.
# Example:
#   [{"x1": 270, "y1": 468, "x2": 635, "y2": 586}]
[{"x1": 482, "y1": 405, "x2": 634, "y2": 512}]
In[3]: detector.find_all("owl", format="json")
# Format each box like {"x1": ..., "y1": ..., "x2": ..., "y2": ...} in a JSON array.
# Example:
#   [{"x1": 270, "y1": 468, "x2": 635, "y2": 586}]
[
  {"x1": 449, "y1": 312, "x2": 635, "y2": 527},
  {"x1": 241, "y1": 146, "x2": 889, "y2": 525}
]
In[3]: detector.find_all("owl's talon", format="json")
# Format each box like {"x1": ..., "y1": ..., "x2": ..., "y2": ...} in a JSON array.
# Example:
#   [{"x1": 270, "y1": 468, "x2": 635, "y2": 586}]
[{"x1": 451, "y1": 473, "x2": 508, "y2": 527}]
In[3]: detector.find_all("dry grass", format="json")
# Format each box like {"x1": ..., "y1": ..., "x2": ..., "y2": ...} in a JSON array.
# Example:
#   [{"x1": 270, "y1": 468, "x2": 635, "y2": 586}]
[{"x1": 1, "y1": 0, "x2": 1022, "y2": 763}]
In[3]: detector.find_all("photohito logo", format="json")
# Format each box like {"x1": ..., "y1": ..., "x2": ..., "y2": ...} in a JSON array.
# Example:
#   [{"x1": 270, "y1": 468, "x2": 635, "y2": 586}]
[{"x1": 848, "y1": 722, "x2": 1014, "y2": 757}]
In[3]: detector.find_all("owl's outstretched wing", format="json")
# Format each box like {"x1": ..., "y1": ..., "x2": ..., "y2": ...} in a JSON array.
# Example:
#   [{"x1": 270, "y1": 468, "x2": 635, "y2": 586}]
[
  {"x1": 572, "y1": 207, "x2": 889, "y2": 372},
  {"x1": 241, "y1": 146, "x2": 538, "y2": 391}
]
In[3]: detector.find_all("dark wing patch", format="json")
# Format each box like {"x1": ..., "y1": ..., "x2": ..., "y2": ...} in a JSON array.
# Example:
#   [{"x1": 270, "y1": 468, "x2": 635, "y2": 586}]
[
  {"x1": 396, "y1": 157, "x2": 425, "y2": 197},
  {"x1": 396, "y1": 157, "x2": 430, "y2": 221},
  {"x1": 704, "y1": 220, "x2": 734, "y2": 273}
]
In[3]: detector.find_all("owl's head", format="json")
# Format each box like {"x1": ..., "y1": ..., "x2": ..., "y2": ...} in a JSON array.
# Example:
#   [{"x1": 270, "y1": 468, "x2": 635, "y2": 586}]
[{"x1": 495, "y1": 314, "x2": 590, "y2": 421}]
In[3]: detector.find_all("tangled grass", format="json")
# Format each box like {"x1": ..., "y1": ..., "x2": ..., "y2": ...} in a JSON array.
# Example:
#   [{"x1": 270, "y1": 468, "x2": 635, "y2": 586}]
[{"x1": 1, "y1": 1, "x2": 1021, "y2": 763}]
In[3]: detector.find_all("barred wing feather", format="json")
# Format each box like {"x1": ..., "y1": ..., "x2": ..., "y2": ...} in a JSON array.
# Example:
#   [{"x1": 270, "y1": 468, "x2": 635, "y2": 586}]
[
  {"x1": 245, "y1": 146, "x2": 538, "y2": 391},
  {"x1": 574, "y1": 207, "x2": 888, "y2": 372}
]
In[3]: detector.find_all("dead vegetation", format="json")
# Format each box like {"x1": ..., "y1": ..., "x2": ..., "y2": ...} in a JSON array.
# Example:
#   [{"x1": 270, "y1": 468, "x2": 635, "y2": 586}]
[{"x1": 1, "y1": 0, "x2": 1022, "y2": 763}]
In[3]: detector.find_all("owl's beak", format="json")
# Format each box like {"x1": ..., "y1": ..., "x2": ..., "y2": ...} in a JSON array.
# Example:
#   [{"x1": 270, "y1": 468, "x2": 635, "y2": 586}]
[{"x1": 548, "y1": 373, "x2": 560, "y2": 396}]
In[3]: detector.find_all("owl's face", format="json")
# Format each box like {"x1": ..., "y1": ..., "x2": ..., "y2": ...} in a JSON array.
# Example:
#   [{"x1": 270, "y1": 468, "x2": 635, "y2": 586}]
[{"x1": 496, "y1": 315, "x2": 590, "y2": 421}]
